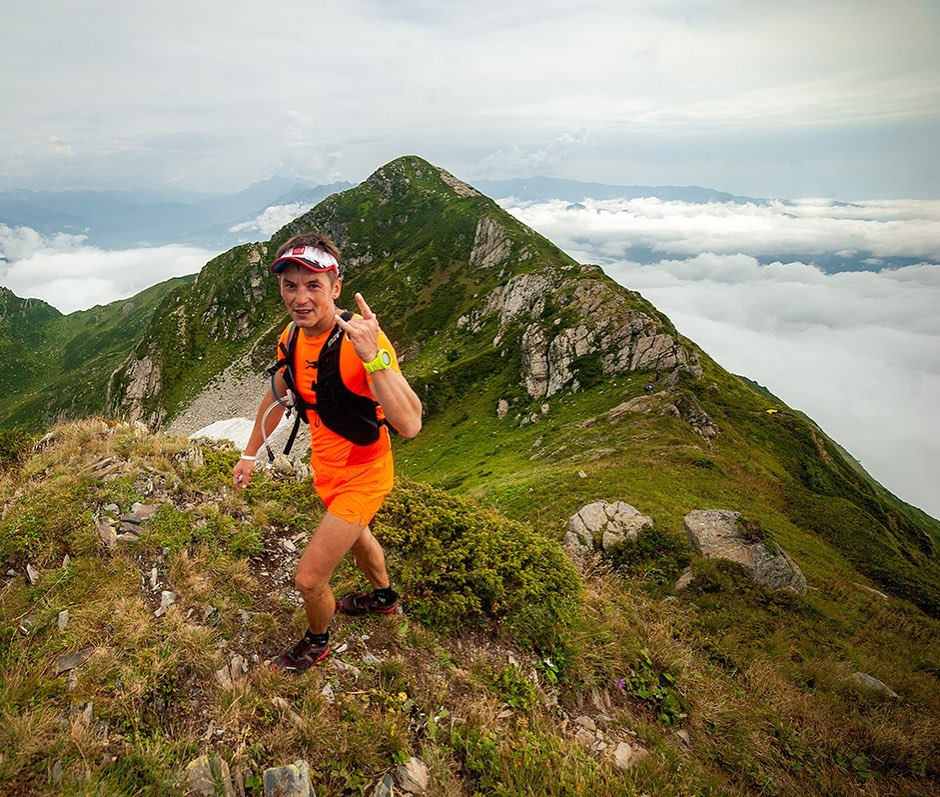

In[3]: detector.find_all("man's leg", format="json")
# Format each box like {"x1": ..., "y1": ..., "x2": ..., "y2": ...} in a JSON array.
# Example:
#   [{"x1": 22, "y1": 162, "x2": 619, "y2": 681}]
[
  {"x1": 351, "y1": 525, "x2": 392, "y2": 589},
  {"x1": 295, "y1": 511, "x2": 365, "y2": 633}
]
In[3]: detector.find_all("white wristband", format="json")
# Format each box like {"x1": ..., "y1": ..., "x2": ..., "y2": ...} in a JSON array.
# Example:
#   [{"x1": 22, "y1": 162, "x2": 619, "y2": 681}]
[{"x1": 240, "y1": 454, "x2": 256, "y2": 461}]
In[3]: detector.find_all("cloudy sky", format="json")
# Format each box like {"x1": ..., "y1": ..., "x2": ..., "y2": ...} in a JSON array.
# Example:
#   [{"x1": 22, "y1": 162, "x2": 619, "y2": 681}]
[{"x1": 3, "y1": 0, "x2": 939, "y2": 198}]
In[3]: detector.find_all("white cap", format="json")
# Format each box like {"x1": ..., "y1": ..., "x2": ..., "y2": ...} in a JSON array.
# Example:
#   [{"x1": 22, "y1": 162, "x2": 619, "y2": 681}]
[{"x1": 270, "y1": 245, "x2": 339, "y2": 275}]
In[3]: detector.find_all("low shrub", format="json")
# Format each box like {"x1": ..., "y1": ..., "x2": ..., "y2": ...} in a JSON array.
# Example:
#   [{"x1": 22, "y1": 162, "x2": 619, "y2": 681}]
[
  {"x1": 0, "y1": 428, "x2": 33, "y2": 472},
  {"x1": 0, "y1": 474, "x2": 96, "y2": 566},
  {"x1": 606, "y1": 526, "x2": 691, "y2": 584},
  {"x1": 372, "y1": 479, "x2": 581, "y2": 654}
]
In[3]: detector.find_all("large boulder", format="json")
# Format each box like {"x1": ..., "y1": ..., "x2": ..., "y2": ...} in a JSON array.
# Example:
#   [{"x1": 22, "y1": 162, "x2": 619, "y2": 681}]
[
  {"x1": 683, "y1": 510, "x2": 807, "y2": 594},
  {"x1": 565, "y1": 501, "x2": 654, "y2": 555}
]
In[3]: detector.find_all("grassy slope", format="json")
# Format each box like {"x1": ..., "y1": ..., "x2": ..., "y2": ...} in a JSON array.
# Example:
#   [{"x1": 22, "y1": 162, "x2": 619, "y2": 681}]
[
  {"x1": 0, "y1": 422, "x2": 937, "y2": 796},
  {"x1": 0, "y1": 277, "x2": 195, "y2": 429}
]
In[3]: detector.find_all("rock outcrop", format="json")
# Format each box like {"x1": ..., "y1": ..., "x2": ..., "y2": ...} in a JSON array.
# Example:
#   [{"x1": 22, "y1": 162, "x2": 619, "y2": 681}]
[
  {"x1": 107, "y1": 350, "x2": 164, "y2": 427},
  {"x1": 565, "y1": 501, "x2": 654, "y2": 555},
  {"x1": 469, "y1": 270, "x2": 699, "y2": 400},
  {"x1": 683, "y1": 510, "x2": 807, "y2": 594}
]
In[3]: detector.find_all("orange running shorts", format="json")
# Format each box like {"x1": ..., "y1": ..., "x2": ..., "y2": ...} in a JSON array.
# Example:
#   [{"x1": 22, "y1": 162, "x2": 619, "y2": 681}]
[{"x1": 312, "y1": 453, "x2": 394, "y2": 527}]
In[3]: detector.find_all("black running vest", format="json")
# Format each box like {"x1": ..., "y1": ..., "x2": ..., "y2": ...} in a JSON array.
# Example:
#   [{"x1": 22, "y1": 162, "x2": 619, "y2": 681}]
[{"x1": 270, "y1": 314, "x2": 384, "y2": 452}]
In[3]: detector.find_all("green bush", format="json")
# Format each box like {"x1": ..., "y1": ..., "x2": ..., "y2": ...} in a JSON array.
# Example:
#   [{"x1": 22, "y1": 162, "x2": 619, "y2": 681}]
[
  {"x1": 607, "y1": 526, "x2": 691, "y2": 584},
  {"x1": 372, "y1": 479, "x2": 581, "y2": 653},
  {"x1": 0, "y1": 428, "x2": 33, "y2": 472},
  {"x1": 0, "y1": 474, "x2": 96, "y2": 566}
]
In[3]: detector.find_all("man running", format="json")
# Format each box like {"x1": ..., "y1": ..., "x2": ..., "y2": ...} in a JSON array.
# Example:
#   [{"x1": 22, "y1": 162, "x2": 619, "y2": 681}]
[{"x1": 232, "y1": 232, "x2": 422, "y2": 673}]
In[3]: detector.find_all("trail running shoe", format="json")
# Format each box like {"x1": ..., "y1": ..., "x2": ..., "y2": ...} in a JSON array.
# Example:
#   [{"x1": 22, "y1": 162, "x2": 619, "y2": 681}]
[
  {"x1": 336, "y1": 588, "x2": 399, "y2": 616},
  {"x1": 270, "y1": 634, "x2": 330, "y2": 673}
]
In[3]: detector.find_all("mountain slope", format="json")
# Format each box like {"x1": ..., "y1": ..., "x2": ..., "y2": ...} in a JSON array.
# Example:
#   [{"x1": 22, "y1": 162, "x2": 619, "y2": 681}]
[
  {"x1": 0, "y1": 278, "x2": 194, "y2": 429},
  {"x1": 2, "y1": 156, "x2": 939, "y2": 795},
  {"x1": 98, "y1": 156, "x2": 940, "y2": 618}
]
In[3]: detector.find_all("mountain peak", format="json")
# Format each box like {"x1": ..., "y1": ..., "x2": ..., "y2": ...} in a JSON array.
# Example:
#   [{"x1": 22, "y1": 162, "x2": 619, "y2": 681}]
[{"x1": 361, "y1": 155, "x2": 482, "y2": 201}]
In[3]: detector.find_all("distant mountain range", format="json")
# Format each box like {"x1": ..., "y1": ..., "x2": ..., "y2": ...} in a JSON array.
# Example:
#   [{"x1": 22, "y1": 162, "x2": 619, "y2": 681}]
[
  {"x1": 5, "y1": 175, "x2": 929, "y2": 275},
  {"x1": 0, "y1": 174, "x2": 763, "y2": 253},
  {"x1": 473, "y1": 176, "x2": 764, "y2": 205},
  {"x1": 0, "y1": 178, "x2": 355, "y2": 250}
]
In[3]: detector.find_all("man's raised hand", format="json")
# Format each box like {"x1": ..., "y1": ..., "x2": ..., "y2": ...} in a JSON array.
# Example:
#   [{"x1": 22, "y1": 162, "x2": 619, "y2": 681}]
[{"x1": 335, "y1": 292, "x2": 380, "y2": 363}]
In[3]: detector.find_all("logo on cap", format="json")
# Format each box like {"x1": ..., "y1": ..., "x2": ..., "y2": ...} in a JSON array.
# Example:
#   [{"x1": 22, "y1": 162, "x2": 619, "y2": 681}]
[{"x1": 292, "y1": 246, "x2": 306, "y2": 256}]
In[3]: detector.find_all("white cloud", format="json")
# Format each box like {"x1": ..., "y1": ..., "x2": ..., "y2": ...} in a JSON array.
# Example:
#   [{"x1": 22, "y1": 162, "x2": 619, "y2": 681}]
[
  {"x1": 0, "y1": 225, "x2": 213, "y2": 314},
  {"x1": 502, "y1": 199, "x2": 940, "y2": 520},
  {"x1": 502, "y1": 197, "x2": 940, "y2": 260},
  {"x1": 230, "y1": 203, "x2": 317, "y2": 237}
]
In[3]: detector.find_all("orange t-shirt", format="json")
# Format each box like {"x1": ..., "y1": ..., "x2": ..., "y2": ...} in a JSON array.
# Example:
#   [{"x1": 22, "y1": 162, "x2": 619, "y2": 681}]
[{"x1": 277, "y1": 316, "x2": 401, "y2": 468}]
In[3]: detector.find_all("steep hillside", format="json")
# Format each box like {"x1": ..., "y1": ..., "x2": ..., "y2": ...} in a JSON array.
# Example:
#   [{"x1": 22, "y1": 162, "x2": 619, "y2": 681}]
[
  {"x1": 2, "y1": 155, "x2": 940, "y2": 794},
  {"x1": 0, "y1": 278, "x2": 193, "y2": 429}
]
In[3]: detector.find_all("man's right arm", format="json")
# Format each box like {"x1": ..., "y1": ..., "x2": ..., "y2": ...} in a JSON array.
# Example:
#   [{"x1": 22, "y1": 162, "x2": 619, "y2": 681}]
[{"x1": 233, "y1": 370, "x2": 289, "y2": 490}]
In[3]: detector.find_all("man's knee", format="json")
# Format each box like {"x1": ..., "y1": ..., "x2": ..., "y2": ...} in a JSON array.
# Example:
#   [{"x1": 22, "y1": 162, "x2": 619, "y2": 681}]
[{"x1": 295, "y1": 568, "x2": 329, "y2": 599}]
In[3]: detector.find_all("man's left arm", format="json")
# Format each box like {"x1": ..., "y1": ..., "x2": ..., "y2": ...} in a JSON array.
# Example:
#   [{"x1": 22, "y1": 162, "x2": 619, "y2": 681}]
[{"x1": 335, "y1": 293, "x2": 423, "y2": 439}]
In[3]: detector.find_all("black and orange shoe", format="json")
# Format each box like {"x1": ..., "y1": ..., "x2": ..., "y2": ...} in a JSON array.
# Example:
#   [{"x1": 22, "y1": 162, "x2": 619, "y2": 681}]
[
  {"x1": 270, "y1": 632, "x2": 330, "y2": 673},
  {"x1": 336, "y1": 588, "x2": 399, "y2": 616}
]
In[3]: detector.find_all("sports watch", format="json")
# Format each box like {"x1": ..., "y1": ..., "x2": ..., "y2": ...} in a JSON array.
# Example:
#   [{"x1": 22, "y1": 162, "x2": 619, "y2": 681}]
[{"x1": 363, "y1": 348, "x2": 392, "y2": 373}]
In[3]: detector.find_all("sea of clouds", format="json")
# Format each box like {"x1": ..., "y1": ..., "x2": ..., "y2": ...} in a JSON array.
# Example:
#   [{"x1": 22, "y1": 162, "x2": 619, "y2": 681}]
[
  {"x1": 500, "y1": 197, "x2": 940, "y2": 519},
  {"x1": 0, "y1": 224, "x2": 217, "y2": 314}
]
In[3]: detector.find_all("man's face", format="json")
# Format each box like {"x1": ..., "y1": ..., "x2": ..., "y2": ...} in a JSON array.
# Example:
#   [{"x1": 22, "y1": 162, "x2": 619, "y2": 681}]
[{"x1": 278, "y1": 266, "x2": 342, "y2": 335}]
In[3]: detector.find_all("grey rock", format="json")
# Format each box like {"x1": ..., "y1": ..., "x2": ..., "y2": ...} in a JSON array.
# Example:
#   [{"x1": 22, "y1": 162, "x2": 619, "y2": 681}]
[
  {"x1": 372, "y1": 772, "x2": 395, "y2": 797},
  {"x1": 574, "y1": 715, "x2": 597, "y2": 732},
  {"x1": 395, "y1": 757, "x2": 429, "y2": 794},
  {"x1": 496, "y1": 399, "x2": 509, "y2": 419},
  {"x1": 130, "y1": 502, "x2": 160, "y2": 520},
  {"x1": 674, "y1": 568, "x2": 694, "y2": 591},
  {"x1": 154, "y1": 591, "x2": 176, "y2": 617},
  {"x1": 574, "y1": 728, "x2": 594, "y2": 748},
  {"x1": 673, "y1": 391, "x2": 718, "y2": 438},
  {"x1": 469, "y1": 216, "x2": 512, "y2": 271},
  {"x1": 853, "y1": 672, "x2": 899, "y2": 699},
  {"x1": 33, "y1": 431, "x2": 57, "y2": 452},
  {"x1": 96, "y1": 518, "x2": 117, "y2": 549},
  {"x1": 565, "y1": 501, "x2": 653, "y2": 555},
  {"x1": 57, "y1": 610, "x2": 69, "y2": 631},
  {"x1": 26, "y1": 563, "x2": 40, "y2": 585},
  {"x1": 683, "y1": 510, "x2": 807, "y2": 594},
  {"x1": 610, "y1": 741, "x2": 649, "y2": 770},
  {"x1": 185, "y1": 754, "x2": 235, "y2": 797},
  {"x1": 330, "y1": 659, "x2": 361, "y2": 679},
  {"x1": 263, "y1": 759, "x2": 314, "y2": 796},
  {"x1": 56, "y1": 646, "x2": 95, "y2": 674}
]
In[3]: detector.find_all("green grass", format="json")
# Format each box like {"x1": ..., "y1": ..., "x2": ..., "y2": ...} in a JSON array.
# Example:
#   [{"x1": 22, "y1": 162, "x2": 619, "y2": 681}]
[{"x1": 0, "y1": 420, "x2": 938, "y2": 795}]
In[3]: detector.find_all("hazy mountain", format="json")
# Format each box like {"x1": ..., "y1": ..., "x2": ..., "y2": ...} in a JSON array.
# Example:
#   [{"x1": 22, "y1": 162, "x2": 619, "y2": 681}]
[
  {"x1": 473, "y1": 175, "x2": 764, "y2": 205},
  {"x1": 0, "y1": 178, "x2": 355, "y2": 250}
]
